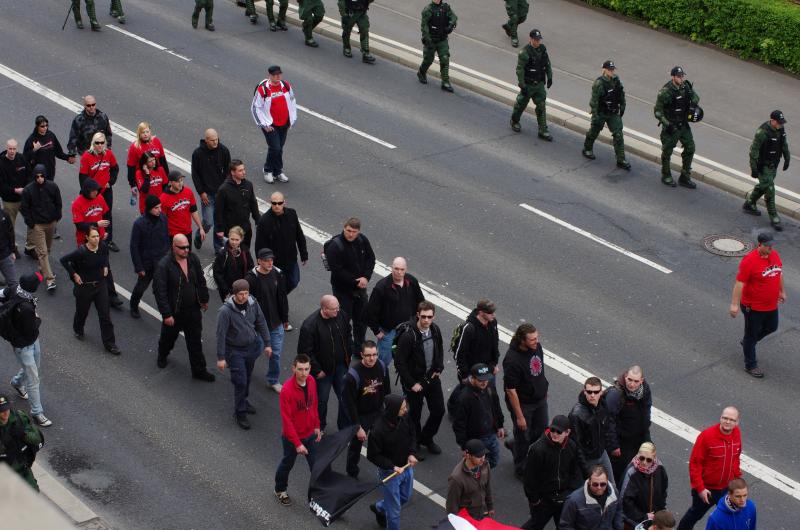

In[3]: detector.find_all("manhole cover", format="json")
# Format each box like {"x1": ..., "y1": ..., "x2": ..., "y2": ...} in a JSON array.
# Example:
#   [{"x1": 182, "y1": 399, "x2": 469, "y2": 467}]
[{"x1": 702, "y1": 234, "x2": 753, "y2": 257}]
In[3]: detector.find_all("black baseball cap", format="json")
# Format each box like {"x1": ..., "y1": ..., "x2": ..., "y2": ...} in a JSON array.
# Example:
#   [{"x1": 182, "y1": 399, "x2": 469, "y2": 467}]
[
  {"x1": 0, "y1": 394, "x2": 11, "y2": 412},
  {"x1": 771, "y1": 110, "x2": 787, "y2": 124},
  {"x1": 602, "y1": 60, "x2": 616, "y2": 70},
  {"x1": 268, "y1": 65, "x2": 282, "y2": 75},
  {"x1": 464, "y1": 439, "x2": 487, "y2": 457},
  {"x1": 549, "y1": 414, "x2": 570, "y2": 432},
  {"x1": 671, "y1": 66, "x2": 685, "y2": 77},
  {"x1": 257, "y1": 248, "x2": 275, "y2": 260},
  {"x1": 470, "y1": 363, "x2": 492, "y2": 382},
  {"x1": 530, "y1": 29, "x2": 542, "y2": 40},
  {"x1": 757, "y1": 233, "x2": 775, "y2": 246}
]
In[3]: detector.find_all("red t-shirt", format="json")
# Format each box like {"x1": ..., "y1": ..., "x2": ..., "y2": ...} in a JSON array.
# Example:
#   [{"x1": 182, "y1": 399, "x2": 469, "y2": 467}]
[
  {"x1": 79, "y1": 150, "x2": 117, "y2": 190},
  {"x1": 160, "y1": 187, "x2": 197, "y2": 236},
  {"x1": 737, "y1": 248, "x2": 783, "y2": 311},
  {"x1": 265, "y1": 83, "x2": 289, "y2": 126},
  {"x1": 127, "y1": 137, "x2": 165, "y2": 168},
  {"x1": 71, "y1": 194, "x2": 109, "y2": 245},
  {"x1": 135, "y1": 167, "x2": 167, "y2": 214}
]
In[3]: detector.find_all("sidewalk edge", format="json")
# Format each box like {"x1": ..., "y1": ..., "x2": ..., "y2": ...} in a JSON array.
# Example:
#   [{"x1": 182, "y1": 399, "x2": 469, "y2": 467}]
[{"x1": 33, "y1": 461, "x2": 112, "y2": 528}]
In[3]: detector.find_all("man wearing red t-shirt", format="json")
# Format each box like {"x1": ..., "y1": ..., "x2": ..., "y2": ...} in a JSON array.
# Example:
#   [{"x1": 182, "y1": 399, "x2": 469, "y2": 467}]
[
  {"x1": 729, "y1": 232, "x2": 786, "y2": 378},
  {"x1": 159, "y1": 171, "x2": 205, "y2": 242},
  {"x1": 250, "y1": 65, "x2": 298, "y2": 184}
]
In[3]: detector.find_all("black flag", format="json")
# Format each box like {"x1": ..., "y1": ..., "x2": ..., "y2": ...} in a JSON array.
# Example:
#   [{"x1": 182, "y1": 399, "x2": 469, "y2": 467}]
[{"x1": 308, "y1": 425, "x2": 378, "y2": 527}]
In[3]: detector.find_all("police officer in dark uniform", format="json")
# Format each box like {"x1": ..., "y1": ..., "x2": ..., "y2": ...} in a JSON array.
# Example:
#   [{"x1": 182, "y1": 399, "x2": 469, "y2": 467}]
[
  {"x1": 582, "y1": 60, "x2": 630, "y2": 170},
  {"x1": 339, "y1": 0, "x2": 376, "y2": 63},
  {"x1": 654, "y1": 66, "x2": 700, "y2": 188},
  {"x1": 743, "y1": 110, "x2": 790, "y2": 231},
  {"x1": 510, "y1": 30, "x2": 553, "y2": 141},
  {"x1": 0, "y1": 394, "x2": 44, "y2": 491},
  {"x1": 67, "y1": 96, "x2": 113, "y2": 156},
  {"x1": 418, "y1": 0, "x2": 458, "y2": 93}
]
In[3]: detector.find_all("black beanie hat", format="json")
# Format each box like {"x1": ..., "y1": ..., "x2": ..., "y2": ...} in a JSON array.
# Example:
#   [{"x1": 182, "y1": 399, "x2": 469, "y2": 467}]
[
  {"x1": 20, "y1": 272, "x2": 43, "y2": 293},
  {"x1": 145, "y1": 194, "x2": 161, "y2": 212}
]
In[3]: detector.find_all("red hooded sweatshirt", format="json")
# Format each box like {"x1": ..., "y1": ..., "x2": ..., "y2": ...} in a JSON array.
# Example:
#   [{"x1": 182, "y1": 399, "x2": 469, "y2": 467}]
[
  {"x1": 280, "y1": 374, "x2": 320, "y2": 448},
  {"x1": 688, "y1": 424, "x2": 742, "y2": 492}
]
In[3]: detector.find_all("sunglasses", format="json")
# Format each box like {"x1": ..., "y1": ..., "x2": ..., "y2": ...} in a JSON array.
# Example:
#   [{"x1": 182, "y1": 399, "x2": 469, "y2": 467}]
[
  {"x1": 638, "y1": 456, "x2": 654, "y2": 463},
  {"x1": 590, "y1": 482, "x2": 608, "y2": 488},
  {"x1": 175, "y1": 245, "x2": 191, "y2": 250},
  {"x1": 584, "y1": 389, "x2": 602, "y2": 395},
  {"x1": 550, "y1": 427, "x2": 564, "y2": 435},
  {"x1": 85, "y1": 103, "x2": 96, "y2": 107},
  {"x1": 271, "y1": 201, "x2": 285, "y2": 205},
  {"x1": 419, "y1": 314, "x2": 434, "y2": 319},
  {"x1": 94, "y1": 141, "x2": 105, "y2": 145}
]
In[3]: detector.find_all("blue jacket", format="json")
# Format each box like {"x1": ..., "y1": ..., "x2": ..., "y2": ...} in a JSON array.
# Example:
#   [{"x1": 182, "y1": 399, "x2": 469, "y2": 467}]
[
  {"x1": 706, "y1": 496, "x2": 756, "y2": 530},
  {"x1": 130, "y1": 213, "x2": 170, "y2": 272}
]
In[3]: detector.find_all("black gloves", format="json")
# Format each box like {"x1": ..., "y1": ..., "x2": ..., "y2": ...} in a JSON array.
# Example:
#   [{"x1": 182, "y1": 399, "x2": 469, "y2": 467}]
[
  {"x1": 546, "y1": 77, "x2": 552, "y2": 89},
  {"x1": 784, "y1": 159, "x2": 790, "y2": 171},
  {"x1": 446, "y1": 24, "x2": 454, "y2": 34},
  {"x1": 751, "y1": 169, "x2": 759, "y2": 179},
  {"x1": 421, "y1": 37, "x2": 431, "y2": 46},
  {"x1": 619, "y1": 108, "x2": 625, "y2": 118}
]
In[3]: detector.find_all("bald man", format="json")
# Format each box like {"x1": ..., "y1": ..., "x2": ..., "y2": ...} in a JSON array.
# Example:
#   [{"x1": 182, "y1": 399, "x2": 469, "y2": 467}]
[
  {"x1": 297, "y1": 294, "x2": 352, "y2": 432},
  {"x1": 254, "y1": 191, "x2": 308, "y2": 301},
  {"x1": 191, "y1": 128, "x2": 231, "y2": 252},
  {"x1": 153, "y1": 234, "x2": 215, "y2": 381},
  {"x1": 677, "y1": 406, "x2": 742, "y2": 530},
  {"x1": 365, "y1": 257, "x2": 425, "y2": 367},
  {"x1": 0, "y1": 139, "x2": 30, "y2": 245}
]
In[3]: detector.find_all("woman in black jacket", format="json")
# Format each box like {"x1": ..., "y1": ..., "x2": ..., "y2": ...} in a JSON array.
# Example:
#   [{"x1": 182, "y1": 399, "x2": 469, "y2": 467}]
[
  {"x1": 212, "y1": 226, "x2": 253, "y2": 301},
  {"x1": 23, "y1": 115, "x2": 75, "y2": 181},
  {"x1": 59, "y1": 226, "x2": 121, "y2": 355},
  {"x1": 621, "y1": 442, "x2": 668, "y2": 530}
]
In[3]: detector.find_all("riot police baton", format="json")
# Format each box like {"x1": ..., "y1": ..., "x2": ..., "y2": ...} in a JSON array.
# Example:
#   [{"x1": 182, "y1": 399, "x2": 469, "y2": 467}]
[{"x1": 62, "y1": 2, "x2": 74, "y2": 31}]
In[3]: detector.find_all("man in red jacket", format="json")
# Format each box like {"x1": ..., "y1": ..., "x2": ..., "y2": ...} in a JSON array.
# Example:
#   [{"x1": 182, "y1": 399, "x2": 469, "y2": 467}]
[
  {"x1": 274, "y1": 354, "x2": 321, "y2": 507},
  {"x1": 676, "y1": 406, "x2": 742, "y2": 530}
]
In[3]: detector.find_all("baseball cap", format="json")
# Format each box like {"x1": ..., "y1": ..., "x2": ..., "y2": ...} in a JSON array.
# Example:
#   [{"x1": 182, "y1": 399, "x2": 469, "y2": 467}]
[
  {"x1": 530, "y1": 29, "x2": 542, "y2": 40},
  {"x1": 470, "y1": 363, "x2": 492, "y2": 382},
  {"x1": 549, "y1": 414, "x2": 570, "y2": 433},
  {"x1": 268, "y1": 65, "x2": 282, "y2": 75},
  {"x1": 757, "y1": 233, "x2": 775, "y2": 246},
  {"x1": 464, "y1": 439, "x2": 487, "y2": 457},
  {"x1": 602, "y1": 60, "x2": 616, "y2": 70},
  {"x1": 0, "y1": 394, "x2": 11, "y2": 412},
  {"x1": 257, "y1": 248, "x2": 275, "y2": 260},
  {"x1": 770, "y1": 110, "x2": 787, "y2": 124},
  {"x1": 671, "y1": 66, "x2": 685, "y2": 77},
  {"x1": 167, "y1": 170, "x2": 184, "y2": 182}
]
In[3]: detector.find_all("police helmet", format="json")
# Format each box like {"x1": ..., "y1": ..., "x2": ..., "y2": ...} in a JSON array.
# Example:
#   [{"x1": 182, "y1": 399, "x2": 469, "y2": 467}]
[{"x1": 687, "y1": 105, "x2": 704, "y2": 123}]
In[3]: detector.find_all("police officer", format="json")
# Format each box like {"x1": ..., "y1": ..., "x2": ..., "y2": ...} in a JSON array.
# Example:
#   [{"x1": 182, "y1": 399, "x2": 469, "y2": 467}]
[
  {"x1": 192, "y1": 0, "x2": 215, "y2": 31},
  {"x1": 299, "y1": 0, "x2": 326, "y2": 47},
  {"x1": 339, "y1": 0, "x2": 376, "y2": 63},
  {"x1": 417, "y1": 0, "x2": 458, "y2": 93},
  {"x1": 265, "y1": 0, "x2": 289, "y2": 30},
  {"x1": 510, "y1": 30, "x2": 553, "y2": 141},
  {"x1": 71, "y1": 0, "x2": 100, "y2": 31},
  {"x1": 0, "y1": 394, "x2": 44, "y2": 491},
  {"x1": 582, "y1": 60, "x2": 630, "y2": 170},
  {"x1": 109, "y1": 0, "x2": 125, "y2": 24},
  {"x1": 654, "y1": 66, "x2": 700, "y2": 188},
  {"x1": 501, "y1": 0, "x2": 529, "y2": 48},
  {"x1": 743, "y1": 110, "x2": 790, "y2": 231}
]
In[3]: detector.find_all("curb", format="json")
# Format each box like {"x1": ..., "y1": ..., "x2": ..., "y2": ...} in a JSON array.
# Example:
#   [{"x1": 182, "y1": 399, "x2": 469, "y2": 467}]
[
  {"x1": 33, "y1": 461, "x2": 113, "y2": 529},
  {"x1": 241, "y1": 0, "x2": 800, "y2": 222}
]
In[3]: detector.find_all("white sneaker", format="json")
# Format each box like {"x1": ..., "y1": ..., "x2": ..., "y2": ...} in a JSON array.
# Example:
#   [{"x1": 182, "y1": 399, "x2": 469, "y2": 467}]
[
  {"x1": 277, "y1": 173, "x2": 289, "y2": 183},
  {"x1": 33, "y1": 414, "x2": 53, "y2": 427},
  {"x1": 283, "y1": 322, "x2": 293, "y2": 332},
  {"x1": 11, "y1": 381, "x2": 28, "y2": 400},
  {"x1": 270, "y1": 383, "x2": 283, "y2": 393},
  {"x1": 264, "y1": 171, "x2": 275, "y2": 184}
]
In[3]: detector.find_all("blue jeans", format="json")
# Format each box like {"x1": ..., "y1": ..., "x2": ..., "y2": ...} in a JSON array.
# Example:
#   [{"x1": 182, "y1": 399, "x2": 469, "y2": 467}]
[
  {"x1": 11, "y1": 340, "x2": 43, "y2": 415},
  {"x1": 480, "y1": 434, "x2": 500, "y2": 469},
  {"x1": 262, "y1": 124, "x2": 289, "y2": 174},
  {"x1": 226, "y1": 337, "x2": 263, "y2": 414},
  {"x1": 275, "y1": 434, "x2": 317, "y2": 492},
  {"x1": 281, "y1": 261, "x2": 300, "y2": 294},
  {"x1": 0, "y1": 254, "x2": 18, "y2": 289},
  {"x1": 199, "y1": 195, "x2": 223, "y2": 252},
  {"x1": 377, "y1": 328, "x2": 396, "y2": 367},
  {"x1": 265, "y1": 325, "x2": 285, "y2": 385},
  {"x1": 315, "y1": 363, "x2": 348, "y2": 431},
  {"x1": 376, "y1": 466, "x2": 414, "y2": 530}
]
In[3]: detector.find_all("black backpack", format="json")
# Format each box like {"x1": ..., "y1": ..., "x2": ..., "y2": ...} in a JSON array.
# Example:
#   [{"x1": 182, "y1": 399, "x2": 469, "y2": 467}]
[{"x1": 0, "y1": 295, "x2": 25, "y2": 343}]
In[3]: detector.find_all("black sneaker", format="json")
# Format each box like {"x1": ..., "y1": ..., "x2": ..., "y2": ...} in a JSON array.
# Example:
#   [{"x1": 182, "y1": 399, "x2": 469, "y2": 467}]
[
  {"x1": 192, "y1": 371, "x2": 216, "y2": 382},
  {"x1": 110, "y1": 297, "x2": 124, "y2": 309},
  {"x1": 370, "y1": 503, "x2": 387, "y2": 528},
  {"x1": 245, "y1": 402, "x2": 257, "y2": 415},
  {"x1": 74, "y1": 330, "x2": 85, "y2": 340},
  {"x1": 745, "y1": 367, "x2": 764, "y2": 378},
  {"x1": 130, "y1": 306, "x2": 141, "y2": 319},
  {"x1": 157, "y1": 356, "x2": 168, "y2": 368},
  {"x1": 24, "y1": 247, "x2": 37, "y2": 259},
  {"x1": 105, "y1": 344, "x2": 122, "y2": 355},
  {"x1": 417, "y1": 71, "x2": 427, "y2": 84},
  {"x1": 678, "y1": 176, "x2": 697, "y2": 189},
  {"x1": 236, "y1": 413, "x2": 251, "y2": 430},
  {"x1": 742, "y1": 201, "x2": 761, "y2": 216}
]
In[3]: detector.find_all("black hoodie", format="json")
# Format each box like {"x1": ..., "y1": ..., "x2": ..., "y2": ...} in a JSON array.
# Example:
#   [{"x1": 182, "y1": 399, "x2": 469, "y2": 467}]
[
  {"x1": 569, "y1": 391, "x2": 617, "y2": 471},
  {"x1": 23, "y1": 127, "x2": 71, "y2": 180},
  {"x1": 21, "y1": 164, "x2": 62, "y2": 226},
  {"x1": 190, "y1": 139, "x2": 231, "y2": 196},
  {"x1": 367, "y1": 395, "x2": 417, "y2": 470},
  {"x1": 0, "y1": 150, "x2": 29, "y2": 203},
  {"x1": 454, "y1": 309, "x2": 500, "y2": 379}
]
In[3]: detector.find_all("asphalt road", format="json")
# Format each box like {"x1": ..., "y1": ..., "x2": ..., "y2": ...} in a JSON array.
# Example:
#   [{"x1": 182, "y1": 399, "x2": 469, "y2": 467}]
[{"x1": 0, "y1": 1, "x2": 798, "y2": 528}]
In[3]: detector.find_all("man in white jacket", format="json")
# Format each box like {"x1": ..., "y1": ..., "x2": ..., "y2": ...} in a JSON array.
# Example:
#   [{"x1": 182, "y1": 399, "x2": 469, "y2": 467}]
[{"x1": 251, "y1": 66, "x2": 298, "y2": 184}]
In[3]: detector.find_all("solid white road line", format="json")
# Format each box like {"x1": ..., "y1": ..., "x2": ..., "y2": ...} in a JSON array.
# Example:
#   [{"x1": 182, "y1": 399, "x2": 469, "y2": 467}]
[
  {"x1": 105, "y1": 25, "x2": 192, "y2": 62},
  {"x1": 296, "y1": 105, "x2": 397, "y2": 149},
  {"x1": 2, "y1": 61, "x2": 798, "y2": 504},
  {"x1": 519, "y1": 203, "x2": 673, "y2": 274}
]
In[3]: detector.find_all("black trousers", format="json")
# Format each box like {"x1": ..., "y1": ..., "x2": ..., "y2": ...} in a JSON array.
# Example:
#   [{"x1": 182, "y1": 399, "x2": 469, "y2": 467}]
[
  {"x1": 741, "y1": 305, "x2": 779, "y2": 370},
  {"x1": 677, "y1": 488, "x2": 726, "y2": 530},
  {"x1": 130, "y1": 269, "x2": 154, "y2": 309},
  {"x1": 158, "y1": 306, "x2": 207, "y2": 375},
  {"x1": 511, "y1": 400, "x2": 549, "y2": 476},
  {"x1": 102, "y1": 187, "x2": 114, "y2": 242},
  {"x1": 405, "y1": 377, "x2": 445, "y2": 446},
  {"x1": 346, "y1": 411, "x2": 379, "y2": 477},
  {"x1": 522, "y1": 497, "x2": 566, "y2": 530},
  {"x1": 333, "y1": 286, "x2": 367, "y2": 354},
  {"x1": 73, "y1": 281, "x2": 116, "y2": 347}
]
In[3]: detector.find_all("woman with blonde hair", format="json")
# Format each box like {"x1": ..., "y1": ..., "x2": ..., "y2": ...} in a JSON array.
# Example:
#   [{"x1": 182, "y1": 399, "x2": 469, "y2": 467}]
[
  {"x1": 126, "y1": 121, "x2": 169, "y2": 193},
  {"x1": 621, "y1": 442, "x2": 669, "y2": 530},
  {"x1": 212, "y1": 226, "x2": 253, "y2": 301},
  {"x1": 79, "y1": 132, "x2": 120, "y2": 251}
]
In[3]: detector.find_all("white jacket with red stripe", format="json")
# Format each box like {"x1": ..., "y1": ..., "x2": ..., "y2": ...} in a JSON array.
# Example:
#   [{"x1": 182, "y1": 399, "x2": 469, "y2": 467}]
[{"x1": 251, "y1": 79, "x2": 298, "y2": 129}]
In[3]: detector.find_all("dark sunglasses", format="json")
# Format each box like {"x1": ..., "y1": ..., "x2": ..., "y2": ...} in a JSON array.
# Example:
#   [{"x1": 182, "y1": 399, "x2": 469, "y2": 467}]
[
  {"x1": 584, "y1": 389, "x2": 602, "y2": 395},
  {"x1": 590, "y1": 482, "x2": 608, "y2": 488},
  {"x1": 85, "y1": 103, "x2": 96, "y2": 107},
  {"x1": 418, "y1": 314, "x2": 434, "y2": 319},
  {"x1": 550, "y1": 427, "x2": 564, "y2": 435},
  {"x1": 93, "y1": 141, "x2": 105, "y2": 145},
  {"x1": 638, "y1": 455, "x2": 654, "y2": 463},
  {"x1": 175, "y1": 245, "x2": 191, "y2": 250},
  {"x1": 271, "y1": 201, "x2": 285, "y2": 205}
]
